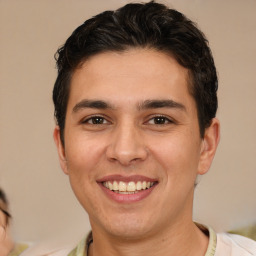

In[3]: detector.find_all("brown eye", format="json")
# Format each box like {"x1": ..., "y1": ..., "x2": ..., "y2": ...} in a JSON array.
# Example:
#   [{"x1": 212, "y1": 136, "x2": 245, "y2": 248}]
[
  {"x1": 91, "y1": 117, "x2": 105, "y2": 124},
  {"x1": 82, "y1": 116, "x2": 108, "y2": 125},
  {"x1": 148, "y1": 116, "x2": 171, "y2": 125},
  {"x1": 154, "y1": 117, "x2": 168, "y2": 124}
]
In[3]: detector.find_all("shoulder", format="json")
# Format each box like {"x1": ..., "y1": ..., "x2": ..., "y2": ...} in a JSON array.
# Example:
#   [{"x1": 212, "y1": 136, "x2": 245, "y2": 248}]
[{"x1": 215, "y1": 233, "x2": 256, "y2": 256}]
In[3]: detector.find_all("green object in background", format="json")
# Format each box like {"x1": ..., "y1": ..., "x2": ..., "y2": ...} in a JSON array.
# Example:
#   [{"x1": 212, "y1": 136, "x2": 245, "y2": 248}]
[
  {"x1": 8, "y1": 243, "x2": 29, "y2": 256},
  {"x1": 229, "y1": 224, "x2": 256, "y2": 241}
]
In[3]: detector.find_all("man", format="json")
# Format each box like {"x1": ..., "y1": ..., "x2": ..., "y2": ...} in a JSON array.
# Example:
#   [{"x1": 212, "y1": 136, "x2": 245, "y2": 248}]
[{"x1": 52, "y1": 1, "x2": 256, "y2": 255}]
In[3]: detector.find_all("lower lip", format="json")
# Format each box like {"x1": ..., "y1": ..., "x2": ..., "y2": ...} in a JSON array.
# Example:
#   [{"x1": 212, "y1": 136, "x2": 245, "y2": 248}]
[{"x1": 99, "y1": 183, "x2": 157, "y2": 203}]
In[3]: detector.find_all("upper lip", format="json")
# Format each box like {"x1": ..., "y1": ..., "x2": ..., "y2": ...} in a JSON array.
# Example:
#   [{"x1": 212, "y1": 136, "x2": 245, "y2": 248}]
[{"x1": 97, "y1": 175, "x2": 157, "y2": 183}]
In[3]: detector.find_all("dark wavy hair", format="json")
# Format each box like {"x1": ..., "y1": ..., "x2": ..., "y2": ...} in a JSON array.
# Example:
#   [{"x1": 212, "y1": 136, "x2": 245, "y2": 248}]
[{"x1": 53, "y1": 1, "x2": 218, "y2": 144}]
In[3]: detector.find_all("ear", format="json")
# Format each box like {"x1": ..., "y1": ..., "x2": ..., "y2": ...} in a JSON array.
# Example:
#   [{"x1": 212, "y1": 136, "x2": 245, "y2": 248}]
[
  {"x1": 53, "y1": 126, "x2": 69, "y2": 175},
  {"x1": 198, "y1": 118, "x2": 220, "y2": 175}
]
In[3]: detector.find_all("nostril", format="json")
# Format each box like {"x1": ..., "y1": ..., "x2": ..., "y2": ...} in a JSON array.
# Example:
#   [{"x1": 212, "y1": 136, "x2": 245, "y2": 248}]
[{"x1": 105, "y1": 129, "x2": 148, "y2": 165}]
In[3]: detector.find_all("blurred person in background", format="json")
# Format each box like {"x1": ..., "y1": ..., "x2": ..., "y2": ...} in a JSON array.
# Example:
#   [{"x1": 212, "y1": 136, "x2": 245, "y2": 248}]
[
  {"x1": 0, "y1": 188, "x2": 14, "y2": 255},
  {"x1": 0, "y1": 189, "x2": 28, "y2": 256}
]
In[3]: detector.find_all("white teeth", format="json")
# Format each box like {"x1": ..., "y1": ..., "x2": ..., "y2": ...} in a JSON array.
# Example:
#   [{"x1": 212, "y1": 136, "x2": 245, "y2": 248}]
[
  {"x1": 119, "y1": 181, "x2": 126, "y2": 192},
  {"x1": 136, "y1": 181, "x2": 142, "y2": 191},
  {"x1": 113, "y1": 181, "x2": 119, "y2": 191},
  {"x1": 108, "y1": 182, "x2": 113, "y2": 190},
  {"x1": 127, "y1": 181, "x2": 136, "y2": 192},
  {"x1": 103, "y1": 180, "x2": 155, "y2": 193},
  {"x1": 117, "y1": 191, "x2": 137, "y2": 194}
]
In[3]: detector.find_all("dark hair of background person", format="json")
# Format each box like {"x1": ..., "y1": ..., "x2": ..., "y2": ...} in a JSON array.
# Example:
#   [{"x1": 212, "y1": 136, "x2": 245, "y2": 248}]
[
  {"x1": 0, "y1": 188, "x2": 11, "y2": 225},
  {"x1": 53, "y1": 0, "x2": 218, "y2": 145}
]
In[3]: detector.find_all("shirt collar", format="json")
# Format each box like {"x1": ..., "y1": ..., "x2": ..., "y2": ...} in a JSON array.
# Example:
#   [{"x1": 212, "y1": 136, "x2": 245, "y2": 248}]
[{"x1": 68, "y1": 225, "x2": 217, "y2": 256}]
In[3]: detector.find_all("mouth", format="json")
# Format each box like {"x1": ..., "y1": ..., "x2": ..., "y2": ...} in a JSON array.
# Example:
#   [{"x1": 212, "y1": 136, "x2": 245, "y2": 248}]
[
  {"x1": 97, "y1": 175, "x2": 158, "y2": 203},
  {"x1": 102, "y1": 180, "x2": 156, "y2": 194}
]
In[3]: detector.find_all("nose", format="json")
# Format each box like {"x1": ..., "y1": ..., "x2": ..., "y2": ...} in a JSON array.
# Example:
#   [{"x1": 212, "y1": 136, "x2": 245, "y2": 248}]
[{"x1": 106, "y1": 123, "x2": 148, "y2": 166}]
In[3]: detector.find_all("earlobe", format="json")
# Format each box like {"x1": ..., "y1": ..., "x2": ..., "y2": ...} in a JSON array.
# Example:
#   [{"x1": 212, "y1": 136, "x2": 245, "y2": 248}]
[
  {"x1": 198, "y1": 118, "x2": 220, "y2": 175},
  {"x1": 53, "y1": 126, "x2": 69, "y2": 175}
]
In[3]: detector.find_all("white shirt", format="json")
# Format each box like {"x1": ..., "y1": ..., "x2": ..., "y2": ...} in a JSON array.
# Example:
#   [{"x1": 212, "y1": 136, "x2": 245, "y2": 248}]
[{"x1": 215, "y1": 233, "x2": 256, "y2": 256}]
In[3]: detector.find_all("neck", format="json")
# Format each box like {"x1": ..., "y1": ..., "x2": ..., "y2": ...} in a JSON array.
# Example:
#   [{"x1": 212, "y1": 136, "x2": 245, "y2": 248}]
[{"x1": 88, "y1": 220, "x2": 209, "y2": 256}]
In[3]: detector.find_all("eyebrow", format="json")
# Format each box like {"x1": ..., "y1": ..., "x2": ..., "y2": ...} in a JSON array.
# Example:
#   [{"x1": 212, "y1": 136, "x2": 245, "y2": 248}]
[
  {"x1": 72, "y1": 100, "x2": 114, "y2": 113},
  {"x1": 138, "y1": 99, "x2": 186, "y2": 111},
  {"x1": 72, "y1": 99, "x2": 186, "y2": 113}
]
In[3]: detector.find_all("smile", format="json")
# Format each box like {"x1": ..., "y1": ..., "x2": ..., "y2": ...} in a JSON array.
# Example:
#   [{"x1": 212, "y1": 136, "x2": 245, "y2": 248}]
[
  {"x1": 102, "y1": 181, "x2": 155, "y2": 194},
  {"x1": 98, "y1": 175, "x2": 158, "y2": 203}
]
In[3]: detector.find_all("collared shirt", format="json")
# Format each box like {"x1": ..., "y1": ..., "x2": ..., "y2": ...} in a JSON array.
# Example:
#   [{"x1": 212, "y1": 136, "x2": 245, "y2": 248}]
[
  {"x1": 67, "y1": 227, "x2": 256, "y2": 256},
  {"x1": 20, "y1": 225, "x2": 256, "y2": 256},
  {"x1": 67, "y1": 226, "x2": 235, "y2": 256}
]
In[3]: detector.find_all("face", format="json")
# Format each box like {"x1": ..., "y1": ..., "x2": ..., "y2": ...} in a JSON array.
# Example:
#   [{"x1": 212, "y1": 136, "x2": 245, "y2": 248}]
[
  {"x1": 0, "y1": 207, "x2": 14, "y2": 256},
  {"x1": 54, "y1": 48, "x2": 219, "y2": 239}
]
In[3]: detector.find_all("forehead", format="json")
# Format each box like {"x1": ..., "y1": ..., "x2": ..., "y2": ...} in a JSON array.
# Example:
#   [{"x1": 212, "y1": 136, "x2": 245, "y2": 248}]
[{"x1": 68, "y1": 48, "x2": 193, "y2": 110}]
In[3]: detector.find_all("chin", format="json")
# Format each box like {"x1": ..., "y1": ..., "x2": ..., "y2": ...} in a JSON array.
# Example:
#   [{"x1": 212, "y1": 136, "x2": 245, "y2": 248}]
[{"x1": 100, "y1": 214, "x2": 156, "y2": 240}]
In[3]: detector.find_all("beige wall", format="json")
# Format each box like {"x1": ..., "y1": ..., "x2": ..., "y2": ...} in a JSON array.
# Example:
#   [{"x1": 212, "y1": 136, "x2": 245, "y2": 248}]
[{"x1": 0, "y1": 0, "x2": 255, "y2": 243}]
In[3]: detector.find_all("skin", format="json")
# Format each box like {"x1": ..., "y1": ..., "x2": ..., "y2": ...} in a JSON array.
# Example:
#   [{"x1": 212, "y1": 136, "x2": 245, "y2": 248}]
[
  {"x1": 0, "y1": 207, "x2": 14, "y2": 256},
  {"x1": 54, "y1": 48, "x2": 220, "y2": 256}
]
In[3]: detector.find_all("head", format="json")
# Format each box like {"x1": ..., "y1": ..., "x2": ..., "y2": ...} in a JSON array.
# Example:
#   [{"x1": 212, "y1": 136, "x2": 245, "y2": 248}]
[
  {"x1": 53, "y1": 1, "x2": 220, "y2": 240},
  {"x1": 53, "y1": 1, "x2": 218, "y2": 145}
]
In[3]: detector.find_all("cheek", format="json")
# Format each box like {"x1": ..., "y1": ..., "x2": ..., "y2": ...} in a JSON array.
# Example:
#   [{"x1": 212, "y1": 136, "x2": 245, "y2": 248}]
[
  {"x1": 66, "y1": 135, "x2": 104, "y2": 173},
  {"x1": 64, "y1": 136, "x2": 106, "y2": 197},
  {"x1": 148, "y1": 132, "x2": 201, "y2": 180}
]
